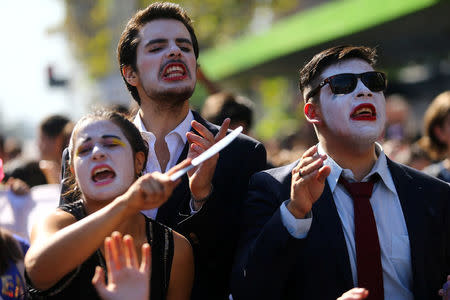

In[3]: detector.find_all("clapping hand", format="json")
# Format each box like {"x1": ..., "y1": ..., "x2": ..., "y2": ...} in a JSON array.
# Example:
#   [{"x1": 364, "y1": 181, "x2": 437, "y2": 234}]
[
  {"x1": 337, "y1": 288, "x2": 369, "y2": 300},
  {"x1": 186, "y1": 118, "x2": 230, "y2": 208},
  {"x1": 287, "y1": 145, "x2": 331, "y2": 218}
]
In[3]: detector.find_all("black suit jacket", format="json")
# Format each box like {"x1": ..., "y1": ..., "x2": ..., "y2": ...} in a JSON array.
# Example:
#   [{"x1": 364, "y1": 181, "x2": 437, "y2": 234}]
[
  {"x1": 231, "y1": 158, "x2": 450, "y2": 300},
  {"x1": 60, "y1": 111, "x2": 267, "y2": 300}
]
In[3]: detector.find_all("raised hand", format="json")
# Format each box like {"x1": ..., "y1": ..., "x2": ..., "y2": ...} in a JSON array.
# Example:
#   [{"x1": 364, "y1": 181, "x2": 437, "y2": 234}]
[
  {"x1": 288, "y1": 145, "x2": 331, "y2": 218},
  {"x1": 337, "y1": 288, "x2": 369, "y2": 300},
  {"x1": 92, "y1": 232, "x2": 151, "y2": 300},
  {"x1": 120, "y1": 158, "x2": 192, "y2": 215},
  {"x1": 439, "y1": 275, "x2": 450, "y2": 300},
  {"x1": 186, "y1": 118, "x2": 230, "y2": 207}
]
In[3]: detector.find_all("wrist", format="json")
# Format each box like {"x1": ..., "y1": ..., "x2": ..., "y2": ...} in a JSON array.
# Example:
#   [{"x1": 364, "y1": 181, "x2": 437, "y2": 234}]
[
  {"x1": 192, "y1": 184, "x2": 213, "y2": 210},
  {"x1": 287, "y1": 200, "x2": 311, "y2": 219},
  {"x1": 114, "y1": 193, "x2": 136, "y2": 218},
  {"x1": 192, "y1": 184, "x2": 213, "y2": 201}
]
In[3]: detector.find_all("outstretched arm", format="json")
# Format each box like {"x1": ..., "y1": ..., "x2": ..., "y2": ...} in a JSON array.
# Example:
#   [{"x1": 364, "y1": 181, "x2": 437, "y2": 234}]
[
  {"x1": 92, "y1": 232, "x2": 151, "y2": 300},
  {"x1": 25, "y1": 159, "x2": 190, "y2": 290}
]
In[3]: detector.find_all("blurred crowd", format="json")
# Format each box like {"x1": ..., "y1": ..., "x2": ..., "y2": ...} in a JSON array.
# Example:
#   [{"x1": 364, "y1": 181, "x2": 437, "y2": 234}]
[
  {"x1": 1, "y1": 87, "x2": 449, "y2": 296},
  {"x1": 0, "y1": 2, "x2": 449, "y2": 299}
]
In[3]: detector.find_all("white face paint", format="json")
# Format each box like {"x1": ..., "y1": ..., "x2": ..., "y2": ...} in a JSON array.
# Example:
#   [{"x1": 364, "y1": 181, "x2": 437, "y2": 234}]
[
  {"x1": 72, "y1": 120, "x2": 136, "y2": 203},
  {"x1": 134, "y1": 19, "x2": 197, "y2": 105},
  {"x1": 317, "y1": 58, "x2": 386, "y2": 147}
]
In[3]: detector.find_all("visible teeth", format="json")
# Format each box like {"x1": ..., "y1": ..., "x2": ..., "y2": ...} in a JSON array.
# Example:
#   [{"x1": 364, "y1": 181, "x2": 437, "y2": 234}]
[
  {"x1": 93, "y1": 167, "x2": 110, "y2": 175},
  {"x1": 354, "y1": 108, "x2": 372, "y2": 115},
  {"x1": 165, "y1": 66, "x2": 184, "y2": 75}
]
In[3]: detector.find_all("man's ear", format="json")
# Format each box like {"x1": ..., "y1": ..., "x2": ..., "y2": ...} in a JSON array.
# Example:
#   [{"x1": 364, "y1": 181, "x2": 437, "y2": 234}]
[
  {"x1": 304, "y1": 102, "x2": 321, "y2": 124},
  {"x1": 122, "y1": 65, "x2": 139, "y2": 87},
  {"x1": 134, "y1": 151, "x2": 146, "y2": 176}
]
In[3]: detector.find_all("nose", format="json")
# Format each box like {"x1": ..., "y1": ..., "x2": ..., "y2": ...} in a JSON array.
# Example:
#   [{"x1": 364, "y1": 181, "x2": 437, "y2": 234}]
[
  {"x1": 91, "y1": 144, "x2": 106, "y2": 161},
  {"x1": 355, "y1": 78, "x2": 372, "y2": 98},
  {"x1": 167, "y1": 43, "x2": 182, "y2": 58}
]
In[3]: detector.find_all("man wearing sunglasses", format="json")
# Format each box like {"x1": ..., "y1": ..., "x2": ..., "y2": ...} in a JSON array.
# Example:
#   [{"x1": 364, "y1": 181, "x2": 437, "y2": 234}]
[{"x1": 231, "y1": 45, "x2": 449, "y2": 300}]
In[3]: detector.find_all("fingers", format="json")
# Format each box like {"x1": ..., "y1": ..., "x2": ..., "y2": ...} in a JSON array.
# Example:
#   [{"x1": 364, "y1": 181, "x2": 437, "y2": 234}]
[
  {"x1": 140, "y1": 243, "x2": 152, "y2": 274},
  {"x1": 188, "y1": 121, "x2": 215, "y2": 146},
  {"x1": 293, "y1": 154, "x2": 326, "y2": 181},
  {"x1": 92, "y1": 266, "x2": 106, "y2": 293},
  {"x1": 124, "y1": 234, "x2": 139, "y2": 269},
  {"x1": 110, "y1": 231, "x2": 125, "y2": 271},
  {"x1": 187, "y1": 118, "x2": 230, "y2": 150},
  {"x1": 215, "y1": 118, "x2": 231, "y2": 142},
  {"x1": 165, "y1": 158, "x2": 192, "y2": 176},
  {"x1": 337, "y1": 288, "x2": 369, "y2": 300},
  {"x1": 317, "y1": 165, "x2": 332, "y2": 184},
  {"x1": 301, "y1": 144, "x2": 319, "y2": 159}
]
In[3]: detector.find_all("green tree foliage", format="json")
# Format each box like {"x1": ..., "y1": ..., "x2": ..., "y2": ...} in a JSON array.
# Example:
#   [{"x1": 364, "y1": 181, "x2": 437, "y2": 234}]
[
  {"x1": 61, "y1": 0, "x2": 302, "y2": 141},
  {"x1": 62, "y1": 0, "x2": 299, "y2": 79},
  {"x1": 63, "y1": 0, "x2": 112, "y2": 78}
]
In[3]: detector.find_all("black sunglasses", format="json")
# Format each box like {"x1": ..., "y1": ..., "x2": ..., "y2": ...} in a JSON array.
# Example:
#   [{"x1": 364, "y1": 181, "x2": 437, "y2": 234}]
[{"x1": 305, "y1": 71, "x2": 387, "y2": 101}]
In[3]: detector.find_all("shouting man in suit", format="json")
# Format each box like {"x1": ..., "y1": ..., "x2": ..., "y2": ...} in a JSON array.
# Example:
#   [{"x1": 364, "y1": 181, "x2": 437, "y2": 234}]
[
  {"x1": 117, "y1": 2, "x2": 266, "y2": 299},
  {"x1": 231, "y1": 45, "x2": 449, "y2": 300}
]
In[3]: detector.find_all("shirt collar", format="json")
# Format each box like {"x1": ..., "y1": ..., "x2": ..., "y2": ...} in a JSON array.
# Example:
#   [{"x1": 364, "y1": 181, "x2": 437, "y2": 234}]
[
  {"x1": 133, "y1": 109, "x2": 194, "y2": 145},
  {"x1": 318, "y1": 142, "x2": 397, "y2": 195}
]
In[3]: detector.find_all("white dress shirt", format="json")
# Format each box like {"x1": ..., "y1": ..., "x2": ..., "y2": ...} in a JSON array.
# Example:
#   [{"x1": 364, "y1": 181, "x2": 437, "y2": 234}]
[
  {"x1": 134, "y1": 110, "x2": 194, "y2": 219},
  {"x1": 280, "y1": 143, "x2": 414, "y2": 299}
]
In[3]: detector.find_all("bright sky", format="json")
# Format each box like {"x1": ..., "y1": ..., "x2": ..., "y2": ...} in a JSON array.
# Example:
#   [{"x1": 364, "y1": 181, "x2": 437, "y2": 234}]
[{"x1": 0, "y1": 0, "x2": 88, "y2": 139}]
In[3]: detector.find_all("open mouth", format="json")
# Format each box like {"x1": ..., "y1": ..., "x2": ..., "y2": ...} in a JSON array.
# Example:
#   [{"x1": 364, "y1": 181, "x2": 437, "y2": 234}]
[
  {"x1": 161, "y1": 63, "x2": 187, "y2": 81},
  {"x1": 91, "y1": 165, "x2": 116, "y2": 186},
  {"x1": 350, "y1": 103, "x2": 377, "y2": 121}
]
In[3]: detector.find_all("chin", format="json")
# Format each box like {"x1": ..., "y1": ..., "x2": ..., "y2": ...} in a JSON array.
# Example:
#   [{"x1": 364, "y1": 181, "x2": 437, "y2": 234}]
[{"x1": 147, "y1": 85, "x2": 195, "y2": 106}]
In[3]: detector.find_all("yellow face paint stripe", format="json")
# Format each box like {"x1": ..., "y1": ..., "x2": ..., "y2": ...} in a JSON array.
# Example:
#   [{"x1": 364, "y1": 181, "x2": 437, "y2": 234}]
[{"x1": 111, "y1": 138, "x2": 126, "y2": 148}]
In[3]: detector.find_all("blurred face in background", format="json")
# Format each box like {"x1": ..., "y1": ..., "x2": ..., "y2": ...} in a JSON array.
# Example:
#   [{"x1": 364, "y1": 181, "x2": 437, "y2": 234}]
[{"x1": 37, "y1": 130, "x2": 63, "y2": 163}]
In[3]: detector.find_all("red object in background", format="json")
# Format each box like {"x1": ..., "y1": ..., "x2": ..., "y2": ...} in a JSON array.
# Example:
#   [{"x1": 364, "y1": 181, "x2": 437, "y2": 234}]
[{"x1": 0, "y1": 158, "x2": 4, "y2": 182}]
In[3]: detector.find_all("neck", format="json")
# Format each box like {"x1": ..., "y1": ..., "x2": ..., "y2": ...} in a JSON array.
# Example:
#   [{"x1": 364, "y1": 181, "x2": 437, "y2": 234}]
[
  {"x1": 139, "y1": 99, "x2": 190, "y2": 140},
  {"x1": 319, "y1": 136, "x2": 378, "y2": 181}
]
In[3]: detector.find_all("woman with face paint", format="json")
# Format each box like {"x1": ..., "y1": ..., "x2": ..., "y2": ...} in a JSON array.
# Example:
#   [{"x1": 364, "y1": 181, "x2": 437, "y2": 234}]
[{"x1": 24, "y1": 110, "x2": 194, "y2": 300}]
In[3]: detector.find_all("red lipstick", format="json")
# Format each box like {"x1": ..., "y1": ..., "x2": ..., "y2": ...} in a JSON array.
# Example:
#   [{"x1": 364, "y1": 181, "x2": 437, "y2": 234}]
[{"x1": 350, "y1": 103, "x2": 377, "y2": 121}]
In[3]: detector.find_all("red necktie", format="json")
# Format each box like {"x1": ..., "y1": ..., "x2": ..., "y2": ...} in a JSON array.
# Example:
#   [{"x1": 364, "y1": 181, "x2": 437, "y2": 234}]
[{"x1": 339, "y1": 176, "x2": 384, "y2": 300}]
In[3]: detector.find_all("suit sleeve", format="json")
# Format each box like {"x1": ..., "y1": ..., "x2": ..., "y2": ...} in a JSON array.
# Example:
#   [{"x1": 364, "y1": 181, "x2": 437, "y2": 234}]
[{"x1": 231, "y1": 172, "x2": 305, "y2": 300}]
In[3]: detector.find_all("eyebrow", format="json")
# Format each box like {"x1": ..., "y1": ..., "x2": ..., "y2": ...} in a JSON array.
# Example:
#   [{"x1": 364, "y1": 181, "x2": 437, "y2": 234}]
[
  {"x1": 144, "y1": 38, "x2": 192, "y2": 48},
  {"x1": 102, "y1": 135, "x2": 122, "y2": 140}
]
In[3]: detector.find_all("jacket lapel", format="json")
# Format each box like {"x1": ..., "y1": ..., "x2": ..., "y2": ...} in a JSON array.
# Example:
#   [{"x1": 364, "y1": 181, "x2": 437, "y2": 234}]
[{"x1": 387, "y1": 159, "x2": 426, "y2": 299}]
